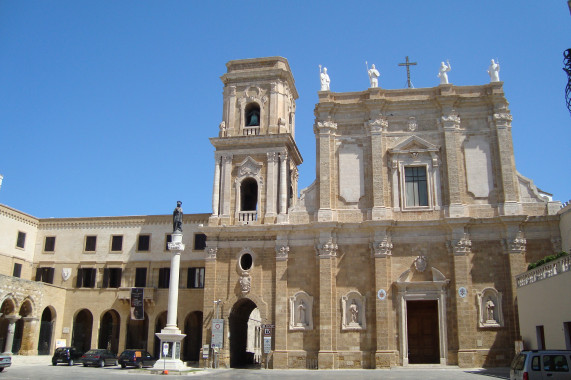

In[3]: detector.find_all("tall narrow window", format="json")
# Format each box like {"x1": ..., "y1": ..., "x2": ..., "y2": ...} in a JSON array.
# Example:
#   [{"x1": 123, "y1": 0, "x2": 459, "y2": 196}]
[
  {"x1": 194, "y1": 234, "x2": 207, "y2": 251},
  {"x1": 111, "y1": 235, "x2": 123, "y2": 252},
  {"x1": 85, "y1": 236, "x2": 97, "y2": 252},
  {"x1": 536, "y1": 325, "x2": 546, "y2": 350},
  {"x1": 44, "y1": 236, "x2": 56, "y2": 252},
  {"x1": 187, "y1": 267, "x2": 205, "y2": 289},
  {"x1": 35, "y1": 267, "x2": 55, "y2": 284},
  {"x1": 137, "y1": 235, "x2": 150, "y2": 252},
  {"x1": 76, "y1": 268, "x2": 97, "y2": 288},
  {"x1": 12, "y1": 263, "x2": 22, "y2": 278},
  {"x1": 102, "y1": 268, "x2": 122, "y2": 288},
  {"x1": 135, "y1": 268, "x2": 147, "y2": 288},
  {"x1": 16, "y1": 231, "x2": 26, "y2": 249},
  {"x1": 158, "y1": 268, "x2": 170, "y2": 289},
  {"x1": 405, "y1": 166, "x2": 428, "y2": 207},
  {"x1": 240, "y1": 178, "x2": 258, "y2": 211}
]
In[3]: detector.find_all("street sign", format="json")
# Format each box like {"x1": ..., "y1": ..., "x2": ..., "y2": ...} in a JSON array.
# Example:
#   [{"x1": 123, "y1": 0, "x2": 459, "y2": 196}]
[
  {"x1": 264, "y1": 328, "x2": 271, "y2": 336},
  {"x1": 211, "y1": 318, "x2": 224, "y2": 348},
  {"x1": 162, "y1": 342, "x2": 169, "y2": 357},
  {"x1": 202, "y1": 344, "x2": 209, "y2": 359},
  {"x1": 262, "y1": 324, "x2": 275, "y2": 328},
  {"x1": 263, "y1": 336, "x2": 271, "y2": 354}
]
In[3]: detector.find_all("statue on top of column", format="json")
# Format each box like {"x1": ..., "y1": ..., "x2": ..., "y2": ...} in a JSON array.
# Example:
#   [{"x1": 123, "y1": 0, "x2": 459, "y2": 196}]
[{"x1": 173, "y1": 201, "x2": 183, "y2": 232}]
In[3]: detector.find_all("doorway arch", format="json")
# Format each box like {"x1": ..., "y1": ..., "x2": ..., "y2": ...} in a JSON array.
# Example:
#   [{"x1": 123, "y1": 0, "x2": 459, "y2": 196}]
[
  {"x1": 72, "y1": 309, "x2": 93, "y2": 353},
  {"x1": 229, "y1": 298, "x2": 259, "y2": 368},
  {"x1": 126, "y1": 312, "x2": 149, "y2": 350},
  {"x1": 183, "y1": 311, "x2": 203, "y2": 362},
  {"x1": 37, "y1": 307, "x2": 55, "y2": 355},
  {"x1": 98, "y1": 310, "x2": 120, "y2": 354}
]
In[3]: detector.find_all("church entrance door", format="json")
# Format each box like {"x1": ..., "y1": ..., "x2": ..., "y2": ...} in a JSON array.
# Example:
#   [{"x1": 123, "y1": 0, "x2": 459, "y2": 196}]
[
  {"x1": 229, "y1": 298, "x2": 258, "y2": 368},
  {"x1": 406, "y1": 300, "x2": 439, "y2": 364}
]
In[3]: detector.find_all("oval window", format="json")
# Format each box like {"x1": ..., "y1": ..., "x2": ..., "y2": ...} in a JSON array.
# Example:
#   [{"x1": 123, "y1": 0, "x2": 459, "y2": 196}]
[{"x1": 240, "y1": 253, "x2": 253, "y2": 271}]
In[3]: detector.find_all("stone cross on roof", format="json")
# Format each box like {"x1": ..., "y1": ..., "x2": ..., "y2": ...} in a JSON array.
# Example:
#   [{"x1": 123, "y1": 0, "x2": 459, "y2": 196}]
[{"x1": 398, "y1": 56, "x2": 417, "y2": 89}]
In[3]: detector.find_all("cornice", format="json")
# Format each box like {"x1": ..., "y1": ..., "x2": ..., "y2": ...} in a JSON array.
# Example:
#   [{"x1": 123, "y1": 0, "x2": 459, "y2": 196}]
[
  {"x1": 0, "y1": 204, "x2": 39, "y2": 227},
  {"x1": 38, "y1": 213, "x2": 210, "y2": 230}
]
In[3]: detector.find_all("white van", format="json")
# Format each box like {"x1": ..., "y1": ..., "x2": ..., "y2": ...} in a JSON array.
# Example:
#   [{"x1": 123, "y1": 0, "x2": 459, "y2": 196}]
[{"x1": 510, "y1": 350, "x2": 571, "y2": 380}]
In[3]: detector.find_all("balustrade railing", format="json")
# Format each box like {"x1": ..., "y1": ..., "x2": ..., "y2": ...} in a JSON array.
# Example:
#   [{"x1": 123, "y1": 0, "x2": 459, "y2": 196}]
[
  {"x1": 515, "y1": 255, "x2": 570, "y2": 288},
  {"x1": 238, "y1": 211, "x2": 257, "y2": 223},
  {"x1": 243, "y1": 126, "x2": 260, "y2": 136}
]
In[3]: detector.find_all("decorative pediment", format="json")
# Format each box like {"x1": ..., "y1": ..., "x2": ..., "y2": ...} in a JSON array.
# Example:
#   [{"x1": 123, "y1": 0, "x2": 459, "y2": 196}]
[
  {"x1": 389, "y1": 135, "x2": 439, "y2": 154},
  {"x1": 237, "y1": 156, "x2": 263, "y2": 179}
]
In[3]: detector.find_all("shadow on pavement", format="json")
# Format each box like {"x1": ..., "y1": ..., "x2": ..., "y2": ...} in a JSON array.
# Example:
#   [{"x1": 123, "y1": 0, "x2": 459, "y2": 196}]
[{"x1": 464, "y1": 368, "x2": 509, "y2": 379}]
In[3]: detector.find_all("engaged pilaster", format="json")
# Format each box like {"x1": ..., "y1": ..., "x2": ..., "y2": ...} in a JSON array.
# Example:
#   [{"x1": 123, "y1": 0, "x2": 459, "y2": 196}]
[
  {"x1": 367, "y1": 117, "x2": 391, "y2": 220},
  {"x1": 273, "y1": 239, "x2": 290, "y2": 368},
  {"x1": 315, "y1": 120, "x2": 337, "y2": 222},
  {"x1": 441, "y1": 110, "x2": 466, "y2": 217},
  {"x1": 316, "y1": 234, "x2": 338, "y2": 369}
]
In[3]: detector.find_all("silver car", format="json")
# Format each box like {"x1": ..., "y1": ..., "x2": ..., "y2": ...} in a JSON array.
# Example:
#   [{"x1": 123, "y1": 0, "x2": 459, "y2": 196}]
[
  {"x1": 510, "y1": 350, "x2": 571, "y2": 380},
  {"x1": 0, "y1": 354, "x2": 11, "y2": 372}
]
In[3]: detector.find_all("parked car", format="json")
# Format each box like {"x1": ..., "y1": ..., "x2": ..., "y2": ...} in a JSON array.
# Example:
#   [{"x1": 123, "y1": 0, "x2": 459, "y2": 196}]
[
  {"x1": 117, "y1": 349, "x2": 156, "y2": 369},
  {"x1": 510, "y1": 350, "x2": 571, "y2": 380},
  {"x1": 80, "y1": 349, "x2": 117, "y2": 367},
  {"x1": 52, "y1": 346, "x2": 83, "y2": 366},
  {"x1": 0, "y1": 354, "x2": 11, "y2": 372}
]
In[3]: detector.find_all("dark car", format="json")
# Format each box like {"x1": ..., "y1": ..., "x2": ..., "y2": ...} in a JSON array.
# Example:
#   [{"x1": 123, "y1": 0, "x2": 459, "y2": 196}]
[
  {"x1": 80, "y1": 349, "x2": 117, "y2": 367},
  {"x1": 118, "y1": 349, "x2": 156, "y2": 369},
  {"x1": 52, "y1": 346, "x2": 83, "y2": 366}
]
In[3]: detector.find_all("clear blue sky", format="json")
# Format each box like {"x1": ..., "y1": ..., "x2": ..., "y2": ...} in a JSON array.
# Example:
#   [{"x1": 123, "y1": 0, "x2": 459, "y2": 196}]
[{"x1": 1, "y1": 1, "x2": 569, "y2": 218}]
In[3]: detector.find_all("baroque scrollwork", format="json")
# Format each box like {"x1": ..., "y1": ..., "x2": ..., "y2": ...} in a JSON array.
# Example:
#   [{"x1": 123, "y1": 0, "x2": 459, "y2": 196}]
[
  {"x1": 447, "y1": 233, "x2": 472, "y2": 255},
  {"x1": 206, "y1": 247, "x2": 217, "y2": 260},
  {"x1": 316, "y1": 238, "x2": 338, "y2": 258},
  {"x1": 371, "y1": 237, "x2": 393, "y2": 257},
  {"x1": 275, "y1": 245, "x2": 290, "y2": 261}
]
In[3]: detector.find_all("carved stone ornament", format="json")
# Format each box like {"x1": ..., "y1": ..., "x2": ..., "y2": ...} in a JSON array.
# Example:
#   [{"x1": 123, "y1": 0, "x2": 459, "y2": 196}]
[
  {"x1": 366, "y1": 117, "x2": 388, "y2": 133},
  {"x1": 316, "y1": 120, "x2": 337, "y2": 132},
  {"x1": 408, "y1": 116, "x2": 417, "y2": 131},
  {"x1": 219, "y1": 121, "x2": 227, "y2": 137},
  {"x1": 239, "y1": 274, "x2": 251, "y2": 295},
  {"x1": 441, "y1": 111, "x2": 461, "y2": 130},
  {"x1": 275, "y1": 245, "x2": 289, "y2": 261},
  {"x1": 316, "y1": 238, "x2": 338, "y2": 258},
  {"x1": 62, "y1": 268, "x2": 72, "y2": 281},
  {"x1": 503, "y1": 232, "x2": 526, "y2": 254},
  {"x1": 206, "y1": 247, "x2": 217, "y2": 260},
  {"x1": 238, "y1": 156, "x2": 263, "y2": 178},
  {"x1": 493, "y1": 113, "x2": 513, "y2": 122},
  {"x1": 414, "y1": 255, "x2": 428, "y2": 272},
  {"x1": 371, "y1": 237, "x2": 393, "y2": 257},
  {"x1": 447, "y1": 234, "x2": 472, "y2": 255}
]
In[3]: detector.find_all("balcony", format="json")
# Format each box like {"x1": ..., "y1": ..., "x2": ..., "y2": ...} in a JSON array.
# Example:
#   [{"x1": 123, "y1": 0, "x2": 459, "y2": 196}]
[
  {"x1": 117, "y1": 287, "x2": 156, "y2": 305},
  {"x1": 238, "y1": 211, "x2": 258, "y2": 224},
  {"x1": 243, "y1": 126, "x2": 260, "y2": 136},
  {"x1": 515, "y1": 255, "x2": 570, "y2": 288}
]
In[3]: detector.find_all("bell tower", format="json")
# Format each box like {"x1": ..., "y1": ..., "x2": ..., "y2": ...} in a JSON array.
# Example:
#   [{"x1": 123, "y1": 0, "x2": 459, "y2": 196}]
[{"x1": 210, "y1": 57, "x2": 302, "y2": 225}]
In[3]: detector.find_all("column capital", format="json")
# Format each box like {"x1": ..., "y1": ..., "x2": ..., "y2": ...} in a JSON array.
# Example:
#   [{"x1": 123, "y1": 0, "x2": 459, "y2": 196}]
[
  {"x1": 366, "y1": 117, "x2": 388, "y2": 135},
  {"x1": 316, "y1": 238, "x2": 338, "y2": 258},
  {"x1": 441, "y1": 110, "x2": 461, "y2": 130},
  {"x1": 267, "y1": 151, "x2": 278, "y2": 163},
  {"x1": 275, "y1": 245, "x2": 290, "y2": 261},
  {"x1": 371, "y1": 236, "x2": 393, "y2": 257},
  {"x1": 446, "y1": 233, "x2": 472, "y2": 256},
  {"x1": 314, "y1": 119, "x2": 337, "y2": 134},
  {"x1": 205, "y1": 247, "x2": 218, "y2": 261},
  {"x1": 503, "y1": 233, "x2": 526, "y2": 254},
  {"x1": 279, "y1": 151, "x2": 288, "y2": 161}
]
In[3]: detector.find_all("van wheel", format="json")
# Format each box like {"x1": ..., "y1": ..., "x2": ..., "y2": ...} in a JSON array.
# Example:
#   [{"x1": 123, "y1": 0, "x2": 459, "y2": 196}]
[
  {"x1": 52, "y1": 361, "x2": 57, "y2": 366},
  {"x1": 99, "y1": 359, "x2": 105, "y2": 368},
  {"x1": 83, "y1": 363, "x2": 88, "y2": 367},
  {"x1": 69, "y1": 359, "x2": 74, "y2": 366},
  {"x1": 137, "y1": 362, "x2": 143, "y2": 369},
  {"x1": 121, "y1": 363, "x2": 126, "y2": 369}
]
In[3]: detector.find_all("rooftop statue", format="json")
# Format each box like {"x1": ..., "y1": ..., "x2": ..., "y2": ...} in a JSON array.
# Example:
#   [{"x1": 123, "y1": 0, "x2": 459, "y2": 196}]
[
  {"x1": 487, "y1": 59, "x2": 500, "y2": 82},
  {"x1": 367, "y1": 62, "x2": 380, "y2": 88},
  {"x1": 173, "y1": 201, "x2": 183, "y2": 232},
  {"x1": 438, "y1": 60, "x2": 451, "y2": 84},
  {"x1": 319, "y1": 65, "x2": 330, "y2": 91}
]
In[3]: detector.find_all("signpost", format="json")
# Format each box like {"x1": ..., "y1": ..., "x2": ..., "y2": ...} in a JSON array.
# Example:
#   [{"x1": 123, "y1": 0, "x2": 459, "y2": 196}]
[
  {"x1": 211, "y1": 319, "x2": 224, "y2": 348},
  {"x1": 162, "y1": 342, "x2": 169, "y2": 372}
]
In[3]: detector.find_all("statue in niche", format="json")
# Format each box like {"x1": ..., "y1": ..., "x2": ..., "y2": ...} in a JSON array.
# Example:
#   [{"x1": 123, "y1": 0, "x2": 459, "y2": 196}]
[
  {"x1": 487, "y1": 59, "x2": 500, "y2": 82},
  {"x1": 297, "y1": 300, "x2": 307, "y2": 326},
  {"x1": 247, "y1": 108, "x2": 260, "y2": 126},
  {"x1": 367, "y1": 63, "x2": 380, "y2": 88},
  {"x1": 438, "y1": 60, "x2": 452, "y2": 84},
  {"x1": 219, "y1": 121, "x2": 227, "y2": 137},
  {"x1": 319, "y1": 65, "x2": 330, "y2": 91},
  {"x1": 349, "y1": 299, "x2": 359, "y2": 324},
  {"x1": 172, "y1": 201, "x2": 183, "y2": 232},
  {"x1": 486, "y1": 299, "x2": 495, "y2": 321}
]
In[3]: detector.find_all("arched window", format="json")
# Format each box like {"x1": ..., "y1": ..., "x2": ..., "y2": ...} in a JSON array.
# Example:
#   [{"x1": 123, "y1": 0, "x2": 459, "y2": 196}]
[
  {"x1": 240, "y1": 178, "x2": 258, "y2": 211},
  {"x1": 245, "y1": 103, "x2": 260, "y2": 127}
]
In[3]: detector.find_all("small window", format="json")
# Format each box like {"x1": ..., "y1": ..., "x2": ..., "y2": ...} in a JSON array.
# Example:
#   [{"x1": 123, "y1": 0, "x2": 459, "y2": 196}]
[
  {"x1": 187, "y1": 267, "x2": 205, "y2": 289},
  {"x1": 137, "y1": 235, "x2": 151, "y2": 252},
  {"x1": 44, "y1": 236, "x2": 56, "y2": 252},
  {"x1": 76, "y1": 268, "x2": 97, "y2": 288},
  {"x1": 165, "y1": 234, "x2": 172, "y2": 251},
  {"x1": 543, "y1": 355, "x2": 569, "y2": 372},
  {"x1": 194, "y1": 234, "x2": 207, "y2": 251},
  {"x1": 245, "y1": 103, "x2": 260, "y2": 127},
  {"x1": 102, "y1": 268, "x2": 122, "y2": 288},
  {"x1": 85, "y1": 236, "x2": 97, "y2": 252},
  {"x1": 135, "y1": 268, "x2": 147, "y2": 288},
  {"x1": 111, "y1": 235, "x2": 123, "y2": 252},
  {"x1": 35, "y1": 267, "x2": 55, "y2": 284},
  {"x1": 240, "y1": 253, "x2": 253, "y2": 271},
  {"x1": 240, "y1": 178, "x2": 258, "y2": 211},
  {"x1": 405, "y1": 166, "x2": 428, "y2": 207},
  {"x1": 16, "y1": 231, "x2": 26, "y2": 249},
  {"x1": 12, "y1": 263, "x2": 22, "y2": 278},
  {"x1": 532, "y1": 356, "x2": 541, "y2": 371},
  {"x1": 158, "y1": 268, "x2": 170, "y2": 289}
]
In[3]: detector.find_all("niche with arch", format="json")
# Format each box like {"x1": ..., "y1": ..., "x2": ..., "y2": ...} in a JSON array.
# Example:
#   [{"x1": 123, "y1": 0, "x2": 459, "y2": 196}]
[
  {"x1": 341, "y1": 291, "x2": 366, "y2": 330},
  {"x1": 289, "y1": 291, "x2": 313, "y2": 331},
  {"x1": 477, "y1": 288, "x2": 503, "y2": 328}
]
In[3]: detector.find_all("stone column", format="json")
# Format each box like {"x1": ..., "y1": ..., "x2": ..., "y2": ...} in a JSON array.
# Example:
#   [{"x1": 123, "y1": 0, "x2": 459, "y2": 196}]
[
  {"x1": 279, "y1": 152, "x2": 288, "y2": 216},
  {"x1": 226, "y1": 86, "x2": 236, "y2": 137},
  {"x1": 315, "y1": 120, "x2": 337, "y2": 222},
  {"x1": 371, "y1": 229, "x2": 395, "y2": 368},
  {"x1": 118, "y1": 313, "x2": 128, "y2": 354},
  {"x1": 447, "y1": 225, "x2": 475, "y2": 367},
  {"x1": 316, "y1": 235, "x2": 338, "y2": 369},
  {"x1": 503, "y1": 222, "x2": 527, "y2": 344},
  {"x1": 441, "y1": 110, "x2": 465, "y2": 217},
  {"x1": 220, "y1": 154, "x2": 233, "y2": 222},
  {"x1": 367, "y1": 117, "x2": 390, "y2": 220},
  {"x1": 493, "y1": 110, "x2": 521, "y2": 215},
  {"x1": 19, "y1": 317, "x2": 39, "y2": 355},
  {"x1": 153, "y1": 231, "x2": 186, "y2": 371},
  {"x1": 2, "y1": 315, "x2": 20, "y2": 354},
  {"x1": 273, "y1": 241, "x2": 289, "y2": 368},
  {"x1": 268, "y1": 82, "x2": 278, "y2": 134},
  {"x1": 265, "y1": 152, "x2": 278, "y2": 221},
  {"x1": 212, "y1": 155, "x2": 221, "y2": 216}
]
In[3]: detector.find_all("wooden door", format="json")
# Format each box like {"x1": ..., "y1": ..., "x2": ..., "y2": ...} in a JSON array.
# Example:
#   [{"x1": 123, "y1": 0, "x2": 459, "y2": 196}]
[{"x1": 407, "y1": 300, "x2": 439, "y2": 364}]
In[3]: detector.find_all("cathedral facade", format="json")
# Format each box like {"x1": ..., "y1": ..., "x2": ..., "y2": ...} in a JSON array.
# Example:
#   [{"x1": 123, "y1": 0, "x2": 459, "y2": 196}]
[{"x1": 0, "y1": 57, "x2": 563, "y2": 369}]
